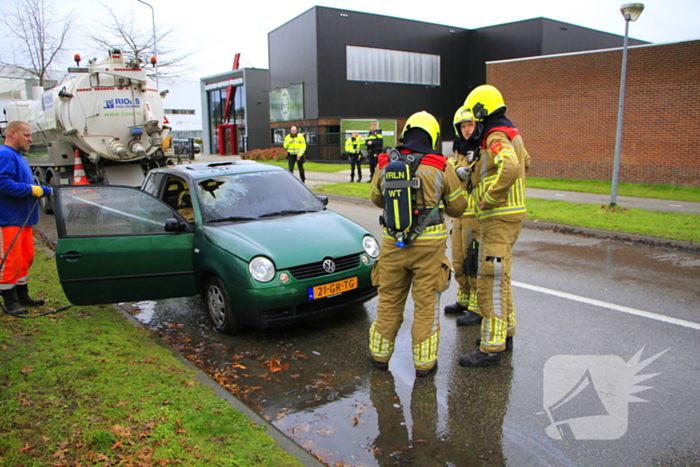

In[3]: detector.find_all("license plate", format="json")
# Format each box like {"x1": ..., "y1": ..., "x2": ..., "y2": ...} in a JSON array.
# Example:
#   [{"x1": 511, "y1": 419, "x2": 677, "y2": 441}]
[
  {"x1": 164, "y1": 148, "x2": 175, "y2": 157},
  {"x1": 308, "y1": 277, "x2": 358, "y2": 300}
]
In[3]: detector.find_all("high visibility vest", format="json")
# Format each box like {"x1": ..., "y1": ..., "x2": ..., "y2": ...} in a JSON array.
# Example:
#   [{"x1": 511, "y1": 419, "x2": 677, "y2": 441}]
[
  {"x1": 284, "y1": 133, "x2": 306, "y2": 156},
  {"x1": 345, "y1": 136, "x2": 364, "y2": 154},
  {"x1": 365, "y1": 129, "x2": 383, "y2": 153}
]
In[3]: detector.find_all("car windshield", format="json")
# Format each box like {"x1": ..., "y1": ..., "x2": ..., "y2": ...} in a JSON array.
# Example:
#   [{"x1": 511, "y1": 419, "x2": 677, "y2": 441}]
[{"x1": 196, "y1": 170, "x2": 324, "y2": 223}]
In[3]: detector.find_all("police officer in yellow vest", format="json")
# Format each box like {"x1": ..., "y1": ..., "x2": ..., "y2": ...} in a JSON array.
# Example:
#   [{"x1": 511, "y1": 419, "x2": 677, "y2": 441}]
[
  {"x1": 344, "y1": 131, "x2": 365, "y2": 182},
  {"x1": 365, "y1": 123, "x2": 383, "y2": 181},
  {"x1": 458, "y1": 85, "x2": 530, "y2": 367},
  {"x1": 369, "y1": 111, "x2": 467, "y2": 377},
  {"x1": 283, "y1": 126, "x2": 307, "y2": 183},
  {"x1": 444, "y1": 107, "x2": 482, "y2": 324}
]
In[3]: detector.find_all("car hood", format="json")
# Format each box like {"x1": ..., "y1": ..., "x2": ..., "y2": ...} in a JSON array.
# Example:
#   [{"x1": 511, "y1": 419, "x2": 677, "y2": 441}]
[{"x1": 201, "y1": 210, "x2": 371, "y2": 268}]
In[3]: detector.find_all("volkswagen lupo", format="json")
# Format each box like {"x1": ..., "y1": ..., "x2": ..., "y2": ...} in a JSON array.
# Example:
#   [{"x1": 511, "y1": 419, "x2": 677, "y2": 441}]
[{"x1": 53, "y1": 160, "x2": 378, "y2": 333}]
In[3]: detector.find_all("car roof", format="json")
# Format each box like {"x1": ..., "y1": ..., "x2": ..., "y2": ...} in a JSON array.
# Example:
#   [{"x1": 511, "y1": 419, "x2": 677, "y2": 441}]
[{"x1": 150, "y1": 160, "x2": 285, "y2": 181}]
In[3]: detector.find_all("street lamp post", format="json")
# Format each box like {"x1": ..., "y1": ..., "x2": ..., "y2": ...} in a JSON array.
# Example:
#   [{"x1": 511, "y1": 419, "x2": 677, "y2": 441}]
[
  {"x1": 610, "y1": 3, "x2": 644, "y2": 207},
  {"x1": 137, "y1": 0, "x2": 159, "y2": 90}
]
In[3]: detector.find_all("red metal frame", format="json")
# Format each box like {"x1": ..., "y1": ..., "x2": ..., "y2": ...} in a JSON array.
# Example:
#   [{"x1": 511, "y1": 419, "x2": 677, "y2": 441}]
[
  {"x1": 222, "y1": 53, "x2": 241, "y2": 124},
  {"x1": 217, "y1": 124, "x2": 236, "y2": 155}
]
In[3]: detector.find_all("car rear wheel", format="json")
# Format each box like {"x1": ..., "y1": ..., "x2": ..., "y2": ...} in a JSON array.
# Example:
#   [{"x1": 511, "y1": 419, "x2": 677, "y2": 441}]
[{"x1": 204, "y1": 276, "x2": 242, "y2": 334}]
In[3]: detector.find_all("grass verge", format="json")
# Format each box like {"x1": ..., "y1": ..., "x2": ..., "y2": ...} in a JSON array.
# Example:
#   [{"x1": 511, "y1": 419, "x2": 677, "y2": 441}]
[
  {"x1": 527, "y1": 199, "x2": 700, "y2": 243},
  {"x1": 259, "y1": 160, "x2": 349, "y2": 173},
  {"x1": 527, "y1": 177, "x2": 700, "y2": 203},
  {"x1": 0, "y1": 248, "x2": 303, "y2": 467},
  {"x1": 313, "y1": 183, "x2": 700, "y2": 243}
]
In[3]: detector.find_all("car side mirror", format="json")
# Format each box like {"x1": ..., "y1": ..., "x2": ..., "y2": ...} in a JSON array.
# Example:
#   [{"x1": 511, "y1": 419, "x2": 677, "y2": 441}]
[
  {"x1": 317, "y1": 195, "x2": 328, "y2": 206},
  {"x1": 165, "y1": 218, "x2": 188, "y2": 232}
]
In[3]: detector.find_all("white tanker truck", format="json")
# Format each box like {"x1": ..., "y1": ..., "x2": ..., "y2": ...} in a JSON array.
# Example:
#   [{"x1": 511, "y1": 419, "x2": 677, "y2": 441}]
[{"x1": 3, "y1": 49, "x2": 173, "y2": 212}]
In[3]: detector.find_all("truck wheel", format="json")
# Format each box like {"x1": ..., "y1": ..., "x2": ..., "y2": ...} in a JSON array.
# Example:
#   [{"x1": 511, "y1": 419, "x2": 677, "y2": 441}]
[
  {"x1": 203, "y1": 276, "x2": 243, "y2": 334},
  {"x1": 34, "y1": 168, "x2": 54, "y2": 214}
]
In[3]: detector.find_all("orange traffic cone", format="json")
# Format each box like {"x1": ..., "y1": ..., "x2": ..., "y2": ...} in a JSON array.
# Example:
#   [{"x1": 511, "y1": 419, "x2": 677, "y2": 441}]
[{"x1": 72, "y1": 150, "x2": 90, "y2": 185}]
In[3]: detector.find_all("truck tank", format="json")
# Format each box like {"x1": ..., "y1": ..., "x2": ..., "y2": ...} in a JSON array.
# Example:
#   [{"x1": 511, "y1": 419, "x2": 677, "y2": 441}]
[{"x1": 4, "y1": 49, "x2": 171, "y2": 200}]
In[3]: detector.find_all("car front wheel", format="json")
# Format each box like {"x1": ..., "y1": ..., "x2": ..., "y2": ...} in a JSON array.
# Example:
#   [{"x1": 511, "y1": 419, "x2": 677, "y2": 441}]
[{"x1": 203, "y1": 276, "x2": 242, "y2": 334}]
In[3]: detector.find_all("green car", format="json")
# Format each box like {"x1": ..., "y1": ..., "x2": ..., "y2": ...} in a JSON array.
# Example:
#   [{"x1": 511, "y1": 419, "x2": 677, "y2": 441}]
[{"x1": 54, "y1": 160, "x2": 379, "y2": 333}]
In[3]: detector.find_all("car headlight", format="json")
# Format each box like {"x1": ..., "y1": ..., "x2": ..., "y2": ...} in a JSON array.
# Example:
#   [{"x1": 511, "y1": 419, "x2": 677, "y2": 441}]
[
  {"x1": 362, "y1": 235, "x2": 379, "y2": 258},
  {"x1": 249, "y1": 256, "x2": 275, "y2": 282}
]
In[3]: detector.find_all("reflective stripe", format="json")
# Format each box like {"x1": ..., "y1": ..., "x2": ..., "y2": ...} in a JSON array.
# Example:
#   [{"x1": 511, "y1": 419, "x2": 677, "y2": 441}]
[
  {"x1": 457, "y1": 289, "x2": 470, "y2": 306},
  {"x1": 445, "y1": 187, "x2": 464, "y2": 203},
  {"x1": 381, "y1": 223, "x2": 448, "y2": 242},
  {"x1": 432, "y1": 171, "x2": 444, "y2": 206},
  {"x1": 369, "y1": 323, "x2": 394, "y2": 358},
  {"x1": 413, "y1": 331, "x2": 439, "y2": 366},
  {"x1": 474, "y1": 141, "x2": 526, "y2": 220},
  {"x1": 469, "y1": 292, "x2": 480, "y2": 312},
  {"x1": 392, "y1": 199, "x2": 400, "y2": 228},
  {"x1": 478, "y1": 205, "x2": 526, "y2": 220},
  {"x1": 493, "y1": 259, "x2": 503, "y2": 318},
  {"x1": 482, "y1": 317, "x2": 506, "y2": 348}
]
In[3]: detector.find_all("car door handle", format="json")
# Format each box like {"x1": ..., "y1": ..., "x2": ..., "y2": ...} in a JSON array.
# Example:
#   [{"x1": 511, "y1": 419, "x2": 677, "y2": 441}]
[{"x1": 60, "y1": 252, "x2": 83, "y2": 260}]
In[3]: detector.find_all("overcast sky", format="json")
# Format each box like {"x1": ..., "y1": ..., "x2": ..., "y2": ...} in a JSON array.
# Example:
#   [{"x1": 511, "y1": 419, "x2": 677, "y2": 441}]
[{"x1": 2, "y1": 0, "x2": 699, "y2": 81}]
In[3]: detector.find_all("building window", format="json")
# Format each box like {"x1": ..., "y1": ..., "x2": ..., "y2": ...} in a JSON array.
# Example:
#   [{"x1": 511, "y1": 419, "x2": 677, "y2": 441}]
[
  {"x1": 346, "y1": 46, "x2": 440, "y2": 86},
  {"x1": 207, "y1": 84, "x2": 246, "y2": 155}
]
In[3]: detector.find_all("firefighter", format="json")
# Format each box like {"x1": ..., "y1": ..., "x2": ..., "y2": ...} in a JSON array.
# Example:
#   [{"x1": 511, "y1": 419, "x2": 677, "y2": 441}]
[
  {"x1": 344, "y1": 131, "x2": 364, "y2": 182},
  {"x1": 365, "y1": 122, "x2": 383, "y2": 181},
  {"x1": 369, "y1": 111, "x2": 467, "y2": 377},
  {"x1": 444, "y1": 106, "x2": 483, "y2": 326},
  {"x1": 458, "y1": 85, "x2": 530, "y2": 367},
  {"x1": 283, "y1": 126, "x2": 307, "y2": 183}
]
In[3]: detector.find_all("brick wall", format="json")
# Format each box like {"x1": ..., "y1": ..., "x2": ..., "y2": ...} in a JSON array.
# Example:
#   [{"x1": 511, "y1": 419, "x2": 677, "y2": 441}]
[{"x1": 487, "y1": 40, "x2": 700, "y2": 187}]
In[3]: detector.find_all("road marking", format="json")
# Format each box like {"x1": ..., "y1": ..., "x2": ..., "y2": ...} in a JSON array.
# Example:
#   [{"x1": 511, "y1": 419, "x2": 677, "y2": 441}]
[
  {"x1": 513, "y1": 281, "x2": 700, "y2": 331},
  {"x1": 554, "y1": 194, "x2": 566, "y2": 197},
  {"x1": 669, "y1": 204, "x2": 682, "y2": 207}
]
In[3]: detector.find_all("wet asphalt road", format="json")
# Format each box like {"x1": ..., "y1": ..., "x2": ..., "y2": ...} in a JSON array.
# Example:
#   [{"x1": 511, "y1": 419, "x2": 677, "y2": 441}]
[{"x1": 38, "y1": 200, "x2": 700, "y2": 467}]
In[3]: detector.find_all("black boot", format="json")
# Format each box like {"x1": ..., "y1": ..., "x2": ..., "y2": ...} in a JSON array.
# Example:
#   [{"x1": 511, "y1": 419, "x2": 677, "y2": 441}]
[
  {"x1": 456, "y1": 310, "x2": 483, "y2": 326},
  {"x1": 16, "y1": 284, "x2": 45, "y2": 307},
  {"x1": 350, "y1": 175, "x2": 354, "y2": 182},
  {"x1": 370, "y1": 356, "x2": 389, "y2": 371},
  {"x1": 444, "y1": 302, "x2": 467, "y2": 315},
  {"x1": 2, "y1": 288, "x2": 28, "y2": 314},
  {"x1": 459, "y1": 350, "x2": 502, "y2": 367},
  {"x1": 416, "y1": 362, "x2": 438, "y2": 377}
]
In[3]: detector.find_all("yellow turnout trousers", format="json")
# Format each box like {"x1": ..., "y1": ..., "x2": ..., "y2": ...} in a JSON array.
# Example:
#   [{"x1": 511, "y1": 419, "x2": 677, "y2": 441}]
[
  {"x1": 451, "y1": 215, "x2": 481, "y2": 312},
  {"x1": 477, "y1": 217, "x2": 522, "y2": 353},
  {"x1": 369, "y1": 242, "x2": 451, "y2": 371}
]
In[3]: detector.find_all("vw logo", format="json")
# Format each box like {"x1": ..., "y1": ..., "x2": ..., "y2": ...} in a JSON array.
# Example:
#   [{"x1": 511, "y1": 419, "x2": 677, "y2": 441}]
[{"x1": 322, "y1": 259, "x2": 336, "y2": 274}]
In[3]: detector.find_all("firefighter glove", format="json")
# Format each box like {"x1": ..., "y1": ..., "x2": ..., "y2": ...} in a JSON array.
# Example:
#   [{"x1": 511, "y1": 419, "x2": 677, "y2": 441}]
[{"x1": 456, "y1": 166, "x2": 471, "y2": 181}]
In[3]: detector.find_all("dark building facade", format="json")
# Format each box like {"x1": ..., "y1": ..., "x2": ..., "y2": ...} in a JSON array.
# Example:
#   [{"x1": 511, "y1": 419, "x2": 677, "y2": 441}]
[{"x1": 268, "y1": 7, "x2": 645, "y2": 160}]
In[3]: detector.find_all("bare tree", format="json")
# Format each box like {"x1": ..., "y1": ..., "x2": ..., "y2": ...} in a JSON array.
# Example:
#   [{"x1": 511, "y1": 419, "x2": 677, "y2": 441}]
[
  {"x1": 1, "y1": 0, "x2": 74, "y2": 87},
  {"x1": 87, "y1": 4, "x2": 196, "y2": 79}
]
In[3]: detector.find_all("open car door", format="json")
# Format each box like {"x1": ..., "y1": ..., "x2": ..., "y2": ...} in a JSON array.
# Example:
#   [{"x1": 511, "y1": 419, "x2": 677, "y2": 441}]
[{"x1": 54, "y1": 185, "x2": 197, "y2": 306}]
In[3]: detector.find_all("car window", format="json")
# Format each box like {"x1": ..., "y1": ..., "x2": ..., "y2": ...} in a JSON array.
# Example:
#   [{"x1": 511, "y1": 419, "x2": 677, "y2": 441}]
[
  {"x1": 58, "y1": 187, "x2": 178, "y2": 237},
  {"x1": 142, "y1": 172, "x2": 166, "y2": 197},
  {"x1": 197, "y1": 171, "x2": 324, "y2": 223}
]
